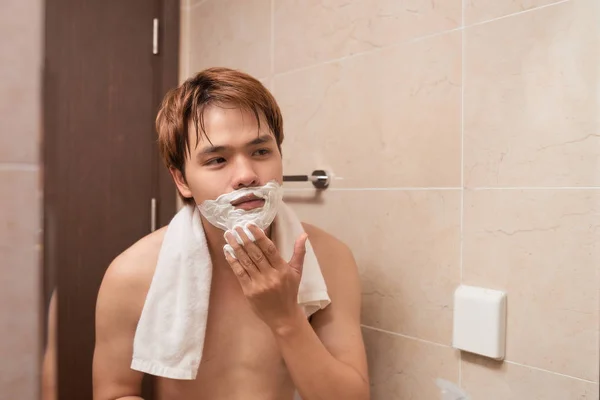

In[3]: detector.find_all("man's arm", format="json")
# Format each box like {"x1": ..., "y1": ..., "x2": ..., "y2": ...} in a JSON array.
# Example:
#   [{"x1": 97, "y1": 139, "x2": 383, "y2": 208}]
[
  {"x1": 273, "y1": 225, "x2": 369, "y2": 400},
  {"x1": 93, "y1": 254, "x2": 146, "y2": 400},
  {"x1": 42, "y1": 290, "x2": 57, "y2": 400},
  {"x1": 222, "y1": 222, "x2": 370, "y2": 400}
]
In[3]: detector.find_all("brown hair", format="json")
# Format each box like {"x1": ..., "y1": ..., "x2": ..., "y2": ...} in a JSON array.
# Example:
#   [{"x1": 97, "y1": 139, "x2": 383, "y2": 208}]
[{"x1": 156, "y1": 67, "x2": 284, "y2": 204}]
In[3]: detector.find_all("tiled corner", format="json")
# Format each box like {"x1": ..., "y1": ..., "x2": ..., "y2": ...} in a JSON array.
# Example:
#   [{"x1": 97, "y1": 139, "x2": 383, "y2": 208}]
[
  {"x1": 287, "y1": 189, "x2": 461, "y2": 345},
  {"x1": 274, "y1": 0, "x2": 461, "y2": 73},
  {"x1": 189, "y1": 0, "x2": 207, "y2": 9},
  {"x1": 464, "y1": 0, "x2": 566, "y2": 26},
  {"x1": 0, "y1": 0, "x2": 42, "y2": 164},
  {"x1": 464, "y1": 0, "x2": 600, "y2": 187},
  {"x1": 362, "y1": 327, "x2": 459, "y2": 400},
  {"x1": 463, "y1": 189, "x2": 600, "y2": 381},
  {"x1": 0, "y1": 169, "x2": 41, "y2": 399},
  {"x1": 275, "y1": 31, "x2": 461, "y2": 189},
  {"x1": 0, "y1": 169, "x2": 41, "y2": 308},
  {"x1": 259, "y1": 77, "x2": 272, "y2": 92},
  {"x1": 179, "y1": 5, "x2": 190, "y2": 82},
  {"x1": 188, "y1": 0, "x2": 271, "y2": 78},
  {"x1": 461, "y1": 353, "x2": 600, "y2": 399}
]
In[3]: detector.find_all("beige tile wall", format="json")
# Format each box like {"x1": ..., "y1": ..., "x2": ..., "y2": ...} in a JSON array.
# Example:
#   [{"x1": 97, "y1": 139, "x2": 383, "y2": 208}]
[
  {"x1": 0, "y1": 0, "x2": 43, "y2": 399},
  {"x1": 181, "y1": 0, "x2": 599, "y2": 398}
]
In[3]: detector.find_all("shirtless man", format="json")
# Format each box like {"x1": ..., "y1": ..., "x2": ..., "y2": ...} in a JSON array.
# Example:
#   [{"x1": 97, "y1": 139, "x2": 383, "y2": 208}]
[{"x1": 92, "y1": 67, "x2": 370, "y2": 400}]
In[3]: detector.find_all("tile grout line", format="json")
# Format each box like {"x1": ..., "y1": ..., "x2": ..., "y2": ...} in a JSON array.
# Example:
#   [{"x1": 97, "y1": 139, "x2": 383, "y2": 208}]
[
  {"x1": 188, "y1": 0, "x2": 210, "y2": 11},
  {"x1": 361, "y1": 326, "x2": 599, "y2": 385},
  {"x1": 471, "y1": 186, "x2": 600, "y2": 190},
  {"x1": 0, "y1": 164, "x2": 39, "y2": 171},
  {"x1": 185, "y1": 0, "x2": 191, "y2": 79},
  {"x1": 270, "y1": 0, "x2": 275, "y2": 80},
  {"x1": 467, "y1": 0, "x2": 571, "y2": 28},
  {"x1": 459, "y1": 0, "x2": 466, "y2": 389},
  {"x1": 503, "y1": 361, "x2": 599, "y2": 385},
  {"x1": 274, "y1": 25, "x2": 463, "y2": 79},
  {"x1": 282, "y1": 187, "x2": 600, "y2": 192},
  {"x1": 273, "y1": 0, "x2": 570, "y2": 79},
  {"x1": 283, "y1": 187, "x2": 462, "y2": 192},
  {"x1": 361, "y1": 325, "x2": 451, "y2": 349},
  {"x1": 459, "y1": 0, "x2": 466, "y2": 285}
]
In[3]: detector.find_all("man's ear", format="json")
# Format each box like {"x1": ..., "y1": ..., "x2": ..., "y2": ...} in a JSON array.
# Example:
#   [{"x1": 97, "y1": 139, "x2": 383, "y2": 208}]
[{"x1": 169, "y1": 167, "x2": 193, "y2": 201}]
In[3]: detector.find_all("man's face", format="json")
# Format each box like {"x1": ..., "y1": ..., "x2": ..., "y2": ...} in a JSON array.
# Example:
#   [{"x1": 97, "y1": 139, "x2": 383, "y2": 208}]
[{"x1": 173, "y1": 104, "x2": 283, "y2": 208}]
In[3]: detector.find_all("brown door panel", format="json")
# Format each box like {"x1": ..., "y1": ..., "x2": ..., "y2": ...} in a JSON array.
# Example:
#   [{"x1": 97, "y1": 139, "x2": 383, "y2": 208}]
[{"x1": 43, "y1": 1, "x2": 179, "y2": 398}]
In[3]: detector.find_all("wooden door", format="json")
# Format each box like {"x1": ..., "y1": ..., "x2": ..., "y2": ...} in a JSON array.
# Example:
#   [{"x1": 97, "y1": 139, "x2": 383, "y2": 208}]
[{"x1": 43, "y1": 1, "x2": 179, "y2": 398}]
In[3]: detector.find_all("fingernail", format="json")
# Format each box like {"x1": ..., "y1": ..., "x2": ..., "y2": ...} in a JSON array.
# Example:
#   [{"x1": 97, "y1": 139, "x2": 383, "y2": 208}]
[
  {"x1": 243, "y1": 223, "x2": 256, "y2": 242},
  {"x1": 232, "y1": 229, "x2": 244, "y2": 245},
  {"x1": 224, "y1": 230, "x2": 234, "y2": 242},
  {"x1": 223, "y1": 244, "x2": 236, "y2": 259}
]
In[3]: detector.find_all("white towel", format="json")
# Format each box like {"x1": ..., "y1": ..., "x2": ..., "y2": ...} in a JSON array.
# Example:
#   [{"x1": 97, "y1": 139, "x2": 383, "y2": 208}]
[{"x1": 131, "y1": 202, "x2": 331, "y2": 380}]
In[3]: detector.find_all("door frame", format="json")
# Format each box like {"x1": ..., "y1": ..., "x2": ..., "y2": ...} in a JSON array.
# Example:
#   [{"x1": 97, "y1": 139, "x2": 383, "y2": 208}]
[
  {"x1": 144, "y1": 0, "x2": 181, "y2": 397},
  {"x1": 154, "y1": 0, "x2": 180, "y2": 230},
  {"x1": 42, "y1": 1, "x2": 180, "y2": 398}
]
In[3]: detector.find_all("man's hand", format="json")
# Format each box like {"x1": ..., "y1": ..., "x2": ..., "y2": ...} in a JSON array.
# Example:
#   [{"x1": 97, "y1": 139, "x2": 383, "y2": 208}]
[{"x1": 223, "y1": 224, "x2": 308, "y2": 332}]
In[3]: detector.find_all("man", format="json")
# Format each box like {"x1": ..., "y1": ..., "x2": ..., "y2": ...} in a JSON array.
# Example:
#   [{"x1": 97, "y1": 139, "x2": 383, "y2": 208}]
[
  {"x1": 92, "y1": 67, "x2": 370, "y2": 400},
  {"x1": 42, "y1": 290, "x2": 57, "y2": 400}
]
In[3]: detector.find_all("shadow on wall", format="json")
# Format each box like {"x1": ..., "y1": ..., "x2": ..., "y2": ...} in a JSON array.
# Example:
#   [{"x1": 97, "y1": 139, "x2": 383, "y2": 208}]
[{"x1": 283, "y1": 190, "x2": 326, "y2": 205}]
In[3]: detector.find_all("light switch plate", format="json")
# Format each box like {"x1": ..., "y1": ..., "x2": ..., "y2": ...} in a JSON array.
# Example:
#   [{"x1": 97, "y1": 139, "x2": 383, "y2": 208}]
[{"x1": 452, "y1": 285, "x2": 507, "y2": 359}]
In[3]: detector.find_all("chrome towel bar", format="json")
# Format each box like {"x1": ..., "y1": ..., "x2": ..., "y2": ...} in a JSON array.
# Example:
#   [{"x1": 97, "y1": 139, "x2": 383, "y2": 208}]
[{"x1": 283, "y1": 170, "x2": 329, "y2": 189}]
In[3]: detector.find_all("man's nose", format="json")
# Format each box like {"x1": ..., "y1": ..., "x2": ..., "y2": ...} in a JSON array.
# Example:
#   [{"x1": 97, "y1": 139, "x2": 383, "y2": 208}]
[{"x1": 232, "y1": 158, "x2": 259, "y2": 189}]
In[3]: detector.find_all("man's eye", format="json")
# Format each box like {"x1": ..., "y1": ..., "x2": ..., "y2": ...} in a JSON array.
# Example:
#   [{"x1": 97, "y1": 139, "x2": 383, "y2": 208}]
[
  {"x1": 254, "y1": 149, "x2": 271, "y2": 156},
  {"x1": 206, "y1": 157, "x2": 226, "y2": 166}
]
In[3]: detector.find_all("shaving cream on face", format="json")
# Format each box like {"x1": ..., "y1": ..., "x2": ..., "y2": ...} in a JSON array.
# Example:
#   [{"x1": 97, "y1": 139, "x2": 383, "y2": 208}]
[
  {"x1": 198, "y1": 181, "x2": 283, "y2": 259},
  {"x1": 198, "y1": 180, "x2": 283, "y2": 233}
]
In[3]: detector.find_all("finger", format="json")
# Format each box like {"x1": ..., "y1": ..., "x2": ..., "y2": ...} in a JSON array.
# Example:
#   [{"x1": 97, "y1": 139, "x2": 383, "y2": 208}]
[
  {"x1": 225, "y1": 230, "x2": 259, "y2": 278},
  {"x1": 223, "y1": 246, "x2": 251, "y2": 285},
  {"x1": 234, "y1": 225, "x2": 273, "y2": 273},
  {"x1": 247, "y1": 223, "x2": 284, "y2": 268},
  {"x1": 289, "y1": 233, "x2": 309, "y2": 275}
]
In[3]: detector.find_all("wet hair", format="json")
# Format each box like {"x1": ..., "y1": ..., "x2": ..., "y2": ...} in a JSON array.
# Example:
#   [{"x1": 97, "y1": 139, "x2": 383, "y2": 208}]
[{"x1": 156, "y1": 67, "x2": 284, "y2": 204}]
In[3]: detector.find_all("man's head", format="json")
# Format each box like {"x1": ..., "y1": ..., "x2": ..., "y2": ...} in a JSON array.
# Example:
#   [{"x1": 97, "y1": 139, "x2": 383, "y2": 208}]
[{"x1": 156, "y1": 67, "x2": 284, "y2": 207}]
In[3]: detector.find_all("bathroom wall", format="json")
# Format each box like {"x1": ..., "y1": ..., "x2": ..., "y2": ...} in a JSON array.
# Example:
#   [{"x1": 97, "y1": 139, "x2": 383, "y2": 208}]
[
  {"x1": 0, "y1": 0, "x2": 44, "y2": 399},
  {"x1": 180, "y1": 0, "x2": 599, "y2": 398}
]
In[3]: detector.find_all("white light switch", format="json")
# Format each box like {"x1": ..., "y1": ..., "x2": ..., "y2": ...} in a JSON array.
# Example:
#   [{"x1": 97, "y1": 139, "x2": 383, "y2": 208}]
[{"x1": 452, "y1": 285, "x2": 507, "y2": 359}]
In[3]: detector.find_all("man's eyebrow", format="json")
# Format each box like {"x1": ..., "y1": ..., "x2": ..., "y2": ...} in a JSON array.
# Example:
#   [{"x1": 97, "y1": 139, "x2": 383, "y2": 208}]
[
  {"x1": 197, "y1": 135, "x2": 274, "y2": 156},
  {"x1": 198, "y1": 145, "x2": 227, "y2": 155},
  {"x1": 248, "y1": 134, "x2": 274, "y2": 146}
]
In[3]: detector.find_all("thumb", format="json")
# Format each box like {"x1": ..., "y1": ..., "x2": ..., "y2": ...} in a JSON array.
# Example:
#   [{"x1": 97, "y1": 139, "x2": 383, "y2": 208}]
[{"x1": 289, "y1": 233, "x2": 309, "y2": 275}]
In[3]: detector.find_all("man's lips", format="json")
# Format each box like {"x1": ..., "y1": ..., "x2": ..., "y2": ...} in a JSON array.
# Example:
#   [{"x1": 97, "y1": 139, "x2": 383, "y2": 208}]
[
  {"x1": 231, "y1": 195, "x2": 265, "y2": 210},
  {"x1": 234, "y1": 199, "x2": 265, "y2": 210},
  {"x1": 231, "y1": 194, "x2": 261, "y2": 206}
]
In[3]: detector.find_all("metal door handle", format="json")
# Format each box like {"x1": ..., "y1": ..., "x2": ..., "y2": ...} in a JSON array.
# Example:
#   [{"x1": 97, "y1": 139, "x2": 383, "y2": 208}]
[{"x1": 150, "y1": 198, "x2": 157, "y2": 232}]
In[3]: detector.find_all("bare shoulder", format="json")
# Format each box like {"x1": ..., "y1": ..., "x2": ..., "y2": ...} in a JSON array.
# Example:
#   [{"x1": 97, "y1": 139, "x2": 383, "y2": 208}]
[
  {"x1": 301, "y1": 222, "x2": 357, "y2": 278},
  {"x1": 94, "y1": 227, "x2": 168, "y2": 398},
  {"x1": 98, "y1": 226, "x2": 168, "y2": 320},
  {"x1": 300, "y1": 224, "x2": 367, "y2": 382}
]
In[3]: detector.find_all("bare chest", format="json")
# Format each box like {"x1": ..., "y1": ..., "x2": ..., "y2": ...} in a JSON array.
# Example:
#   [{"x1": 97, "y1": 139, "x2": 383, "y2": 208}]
[{"x1": 155, "y1": 267, "x2": 295, "y2": 400}]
